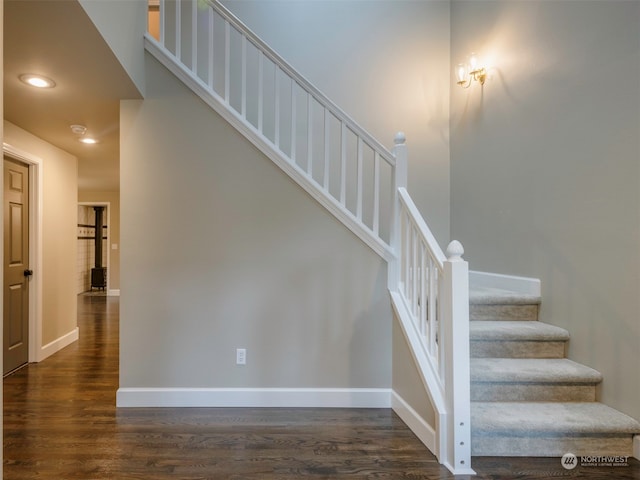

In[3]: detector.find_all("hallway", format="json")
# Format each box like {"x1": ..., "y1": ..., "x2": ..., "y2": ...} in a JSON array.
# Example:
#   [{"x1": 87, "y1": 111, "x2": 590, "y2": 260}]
[
  {"x1": 3, "y1": 296, "x2": 640, "y2": 479},
  {"x1": 4, "y1": 295, "x2": 451, "y2": 479}
]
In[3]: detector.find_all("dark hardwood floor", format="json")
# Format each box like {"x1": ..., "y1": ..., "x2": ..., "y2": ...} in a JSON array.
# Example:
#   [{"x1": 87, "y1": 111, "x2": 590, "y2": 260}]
[{"x1": 3, "y1": 295, "x2": 639, "y2": 479}]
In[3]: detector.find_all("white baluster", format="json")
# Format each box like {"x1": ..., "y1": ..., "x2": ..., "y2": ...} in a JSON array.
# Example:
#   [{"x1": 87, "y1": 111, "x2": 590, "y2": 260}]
[
  {"x1": 402, "y1": 214, "x2": 411, "y2": 292},
  {"x1": 258, "y1": 53, "x2": 264, "y2": 132},
  {"x1": 241, "y1": 34, "x2": 247, "y2": 118},
  {"x1": 340, "y1": 122, "x2": 347, "y2": 205},
  {"x1": 160, "y1": 0, "x2": 166, "y2": 45},
  {"x1": 306, "y1": 93, "x2": 313, "y2": 175},
  {"x1": 224, "y1": 20, "x2": 230, "y2": 103},
  {"x1": 207, "y1": 7, "x2": 214, "y2": 90},
  {"x1": 420, "y1": 244, "x2": 427, "y2": 339},
  {"x1": 411, "y1": 226, "x2": 418, "y2": 318},
  {"x1": 429, "y1": 256, "x2": 437, "y2": 355},
  {"x1": 291, "y1": 81, "x2": 297, "y2": 161},
  {"x1": 323, "y1": 110, "x2": 330, "y2": 189},
  {"x1": 191, "y1": 0, "x2": 197, "y2": 73},
  {"x1": 175, "y1": 0, "x2": 181, "y2": 61},
  {"x1": 356, "y1": 138, "x2": 363, "y2": 220},
  {"x1": 373, "y1": 152, "x2": 380, "y2": 235},
  {"x1": 275, "y1": 66, "x2": 280, "y2": 148}
]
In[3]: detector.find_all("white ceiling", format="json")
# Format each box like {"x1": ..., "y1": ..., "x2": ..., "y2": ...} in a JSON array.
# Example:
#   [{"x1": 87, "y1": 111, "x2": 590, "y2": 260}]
[{"x1": 4, "y1": 0, "x2": 143, "y2": 192}]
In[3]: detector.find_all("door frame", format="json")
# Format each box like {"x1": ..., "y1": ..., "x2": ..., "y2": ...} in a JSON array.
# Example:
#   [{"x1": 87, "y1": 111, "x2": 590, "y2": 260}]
[
  {"x1": 3, "y1": 142, "x2": 43, "y2": 364},
  {"x1": 78, "y1": 201, "x2": 111, "y2": 294}
]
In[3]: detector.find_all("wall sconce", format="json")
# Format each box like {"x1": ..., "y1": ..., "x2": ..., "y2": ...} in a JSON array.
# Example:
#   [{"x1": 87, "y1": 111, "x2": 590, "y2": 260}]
[{"x1": 455, "y1": 53, "x2": 487, "y2": 88}]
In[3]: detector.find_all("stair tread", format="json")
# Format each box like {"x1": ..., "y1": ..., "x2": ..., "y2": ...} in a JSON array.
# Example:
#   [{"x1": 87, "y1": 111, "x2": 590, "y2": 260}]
[
  {"x1": 471, "y1": 402, "x2": 640, "y2": 435},
  {"x1": 470, "y1": 287, "x2": 541, "y2": 305},
  {"x1": 471, "y1": 358, "x2": 602, "y2": 384},
  {"x1": 470, "y1": 321, "x2": 569, "y2": 341}
]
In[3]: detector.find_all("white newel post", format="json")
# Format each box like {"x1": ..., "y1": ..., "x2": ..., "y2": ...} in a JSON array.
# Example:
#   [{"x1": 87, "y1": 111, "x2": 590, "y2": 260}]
[
  {"x1": 388, "y1": 132, "x2": 408, "y2": 290},
  {"x1": 442, "y1": 241, "x2": 474, "y2": 474}
]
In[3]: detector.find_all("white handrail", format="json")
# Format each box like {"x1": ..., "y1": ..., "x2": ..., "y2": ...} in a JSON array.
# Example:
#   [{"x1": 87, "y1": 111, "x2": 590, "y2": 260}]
[
  {"x1": 146, "y1": 1, "x2": 472, "y2": 474},
  {"x1": 398, "y1": 188, "x2": 446, "y2": 266}
]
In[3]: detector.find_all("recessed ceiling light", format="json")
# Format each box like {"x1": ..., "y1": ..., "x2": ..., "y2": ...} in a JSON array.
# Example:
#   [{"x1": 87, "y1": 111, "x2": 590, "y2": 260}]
[
  {"x1": 79, "y1": 137, "x2": 98, "y2": 145},
  {"x1": 19, "y1": 73, "x2": 56, "y2": 89}
]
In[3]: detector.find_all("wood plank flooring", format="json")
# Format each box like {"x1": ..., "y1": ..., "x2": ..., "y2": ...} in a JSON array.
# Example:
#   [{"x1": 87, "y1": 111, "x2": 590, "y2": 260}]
[{"x1": 3, "y1": 295, "x2": 639, "y2": 479}]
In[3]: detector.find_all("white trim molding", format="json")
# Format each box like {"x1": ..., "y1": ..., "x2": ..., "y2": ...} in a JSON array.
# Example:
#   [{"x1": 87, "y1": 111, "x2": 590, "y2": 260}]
[
  {"x1": 108, "y1": 289, "x2": 120, "y2": 297},
  {"x1": 38, "y1": 327, "x2": 79, "y2": 362},
  {"x1": 469, "y1": 270, "x2": 541, "y2": 297},
  {"x1": 391, "y1": 391, "x2": 437, "y2": 456},
  {"x1": 634, "y1": 435, "x2": 640, "y2": 461},
  {"x1": 116, "y1": 387, "x2": 391, "y2": 408}
]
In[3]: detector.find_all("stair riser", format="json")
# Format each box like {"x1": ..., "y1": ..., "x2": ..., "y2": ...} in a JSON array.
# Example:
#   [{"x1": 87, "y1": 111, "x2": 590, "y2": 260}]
[
  {"x1": 469, "y1": 291, "x2": 639, "y2": 459},
  {"x1": 472, "y1": 435, "x2": 635, "y2": 457},
  {"x1": 471, "y1": 340, "x2": 566, "y2": 359},
  {"x1": 471, "y1": 383, "x2": 597, "y2": 402},
  {"x1": 470, "y1": 304, "x2": 539, "y2": 321}
]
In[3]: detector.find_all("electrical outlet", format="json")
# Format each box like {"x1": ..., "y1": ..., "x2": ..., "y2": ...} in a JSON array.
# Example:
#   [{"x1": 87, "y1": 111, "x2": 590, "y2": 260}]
[{"x1": 236, "y1": 348, "x2": 246, "y2": 365}]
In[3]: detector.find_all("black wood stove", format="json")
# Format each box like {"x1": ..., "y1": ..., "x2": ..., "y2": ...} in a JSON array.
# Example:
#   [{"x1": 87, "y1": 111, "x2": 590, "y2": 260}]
[{"x1": 91, "y1": 206, "x2": 107, "y2": 291}]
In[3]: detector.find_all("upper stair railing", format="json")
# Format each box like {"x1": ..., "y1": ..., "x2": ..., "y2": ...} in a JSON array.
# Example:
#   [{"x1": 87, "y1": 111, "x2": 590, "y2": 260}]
[
  {"x1": 145, "y1": 0, "x2": 472, "y2": 474},
  {"x1": 147, "y1": 0, "x2": 396, "y2": 260}
]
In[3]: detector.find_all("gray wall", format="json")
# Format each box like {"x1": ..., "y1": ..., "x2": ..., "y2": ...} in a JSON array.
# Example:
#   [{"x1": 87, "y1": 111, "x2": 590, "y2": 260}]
[
  {"x1": 451, "y1": 1, "x2": 640, "y2": 421},
  {"x1": 119, "y1": 53, "x2": 392, "y2": 389},
  {"x1": 221, "y1": 0, "x2": 452, "y2": 246},
  {"x1": 4, "y1": 121, "x2": 78, "y2": 347},
  {"x1": 393, "y1": 316, "x2": 436, "y2": 426},
  {"x1": 79, "y1": 0, "x2": 147, "y2": 96}
]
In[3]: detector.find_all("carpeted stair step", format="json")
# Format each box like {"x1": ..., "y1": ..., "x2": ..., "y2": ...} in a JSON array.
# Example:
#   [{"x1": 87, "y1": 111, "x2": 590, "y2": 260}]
[
  {"x1": 471, "y1": 402, "x2": 640, "y2": 456},
  {"x1": 470, "y1": 321, "x2": 569, "y2": 358},
  {"x1": 471, "y1": 358, "x2": 602, "y2": 402},
  {"x1": 470, "y1": 287, "x2": 541, "y2": 321}
]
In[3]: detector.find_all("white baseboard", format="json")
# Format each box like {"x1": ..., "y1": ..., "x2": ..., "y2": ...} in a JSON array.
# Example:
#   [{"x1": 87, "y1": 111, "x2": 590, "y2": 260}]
[
  {"x1": 391, "y1": 391, "x2": 437, "y2": 456},
  {"x1": 116, "y1": 387, "x2": 392, "y2": 408},
  {"x1": 108, "y1": 289, "x2": 120, "y2": 297},
  {"x1": 469, "y1": 270, "x2": 541, "y2": 296},
  {"x1": 634, "y1": 435, "x2": 640, "y2": 461},
  {"x1": 37, "y1": 327, "x2": 79, "y2": 362}
]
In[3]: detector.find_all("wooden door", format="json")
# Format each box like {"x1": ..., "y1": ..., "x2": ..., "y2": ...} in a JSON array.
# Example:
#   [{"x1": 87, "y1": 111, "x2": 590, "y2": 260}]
[{"x1": 4, "y1": 158, "x2": 30, "y2": 375}]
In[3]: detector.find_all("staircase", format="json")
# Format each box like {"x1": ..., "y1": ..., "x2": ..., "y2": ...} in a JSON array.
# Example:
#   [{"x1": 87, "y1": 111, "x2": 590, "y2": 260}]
[
  {"x1": 145, "y1": 0, "x2": 639, "y2": 472},
  {"x1": 147, "y1": 0, "x2": 472, "y2": 473},
  {"x1": 469, "y1": 286, "x2": 640, "y2": 456}
]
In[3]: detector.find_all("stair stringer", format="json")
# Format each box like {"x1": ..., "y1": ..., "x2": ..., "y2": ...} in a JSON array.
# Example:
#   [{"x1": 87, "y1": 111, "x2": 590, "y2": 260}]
[
  {"x1": 144, "y1": 35, "x2": 394, "y2": 264},
  {"x1": 390, "y1": 290, "x2": 447, "y2": 461}
]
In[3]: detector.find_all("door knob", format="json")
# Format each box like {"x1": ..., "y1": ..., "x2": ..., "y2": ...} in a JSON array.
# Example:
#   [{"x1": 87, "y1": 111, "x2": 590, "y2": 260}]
[{"x1": 23, "y1": 269, "x2": 33, "y2": 277}]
